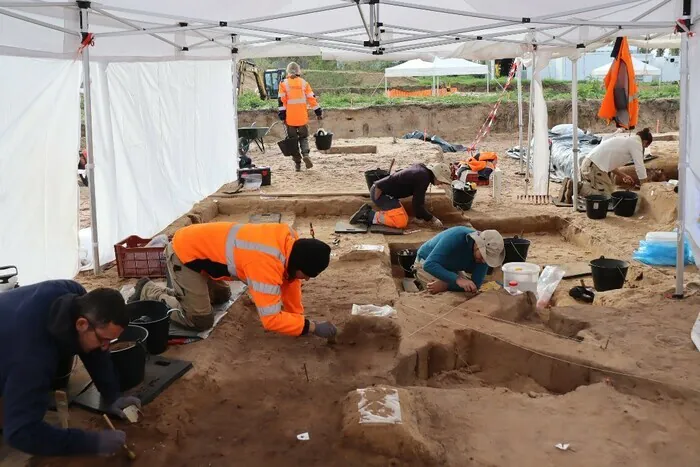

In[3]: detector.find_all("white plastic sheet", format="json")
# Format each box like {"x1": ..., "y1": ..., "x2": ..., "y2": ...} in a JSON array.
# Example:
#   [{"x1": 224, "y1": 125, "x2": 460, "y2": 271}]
[
  {"x1": 687, "y1": 31, "x2": 700, "y2": 264},
  {"x1": 0, "y1": 56, "x2": 81, "y2": 284},
  {"x1": 90, "y1": 60, "x2": 236, "y2": 265},
  {"x1": 531, "y1": 51, "x2": 552, "y2": 196}
]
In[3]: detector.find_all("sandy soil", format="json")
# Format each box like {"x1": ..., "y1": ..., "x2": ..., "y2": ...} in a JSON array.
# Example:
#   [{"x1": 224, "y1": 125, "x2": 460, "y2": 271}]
[{"x1": 58, "y1": 132, "x2": 700, "y2": 467}]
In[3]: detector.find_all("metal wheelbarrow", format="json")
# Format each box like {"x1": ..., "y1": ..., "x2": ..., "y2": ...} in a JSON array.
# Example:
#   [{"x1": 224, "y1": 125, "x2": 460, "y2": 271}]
[{"x1": 238, "y1": 121, "x2": 279, "y2": 155}]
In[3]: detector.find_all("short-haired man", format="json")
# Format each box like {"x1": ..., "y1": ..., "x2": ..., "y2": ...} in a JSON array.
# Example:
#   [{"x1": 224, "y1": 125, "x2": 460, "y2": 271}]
[{"x1": 0, "y1": 280, "x2": 140, "y2": 457}]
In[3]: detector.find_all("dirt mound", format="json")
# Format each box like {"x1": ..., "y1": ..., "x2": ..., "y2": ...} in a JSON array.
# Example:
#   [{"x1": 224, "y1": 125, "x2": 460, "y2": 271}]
[
  {"x1": 462, "y1": 290, "x2": 537, "y2": 323},
  {"x1": 341, "y1": 386, "x2": 445, "y2": 465},
  {"x1": 337, "y1": 315, "x2": 401, "y2": 349}
]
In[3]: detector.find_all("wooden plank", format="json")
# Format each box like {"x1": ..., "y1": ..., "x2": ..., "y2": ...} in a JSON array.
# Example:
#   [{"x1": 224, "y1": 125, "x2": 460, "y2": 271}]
[{"x1": 321, "y1": 145, "x2": 377, "y2": 154}]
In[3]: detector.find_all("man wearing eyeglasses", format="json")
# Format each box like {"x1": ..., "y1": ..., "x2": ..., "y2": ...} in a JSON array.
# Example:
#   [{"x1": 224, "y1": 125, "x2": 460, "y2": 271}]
[{"x1": 0, "y1": 279, "x2": 140, "y2": 457}]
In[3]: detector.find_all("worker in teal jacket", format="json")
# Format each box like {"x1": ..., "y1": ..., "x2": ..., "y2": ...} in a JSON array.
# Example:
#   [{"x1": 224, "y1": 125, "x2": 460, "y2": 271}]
[{"x1": 415, "y1": 226, "x2": 504, "y2": 294}]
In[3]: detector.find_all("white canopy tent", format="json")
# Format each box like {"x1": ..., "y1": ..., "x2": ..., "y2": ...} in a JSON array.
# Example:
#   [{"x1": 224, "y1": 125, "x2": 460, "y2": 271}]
[
  {"x1": 0, "y1": 0, "x2": 695, "y2": 298},
  {"x1": 590, "y1": 56, "x2": 662, "y2": 78},
  {"x1": 384, "y1": 57, "x2": 488, "y2": 95}
]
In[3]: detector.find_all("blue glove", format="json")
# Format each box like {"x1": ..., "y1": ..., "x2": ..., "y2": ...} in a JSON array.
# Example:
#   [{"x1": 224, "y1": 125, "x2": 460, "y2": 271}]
[
  {"x1": 97, "y1": 430, "x2": 126, "y2": 456},
  {"x1": 314, "y1": 108, "x2": 323, "y2": 119},
  {"x1": 313, "y1": 321, "x2": 337, "y2": 339},
  {"x1": 278, "y1": 110, "x2": 286, "y2": 121},
  {"x1": 108, "y1": 395, "x2": 141, "y2": 419}
]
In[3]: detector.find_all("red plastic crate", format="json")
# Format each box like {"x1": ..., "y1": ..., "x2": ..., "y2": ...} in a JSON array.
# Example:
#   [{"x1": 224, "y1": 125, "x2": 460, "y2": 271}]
[{"x1": 114, "y1": 235, "x2": 167, "y2": 278}]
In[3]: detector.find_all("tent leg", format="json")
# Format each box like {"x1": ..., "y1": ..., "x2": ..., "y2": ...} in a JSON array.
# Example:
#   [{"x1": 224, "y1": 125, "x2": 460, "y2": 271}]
[
  {"x1": 80, "y1": 6, "x2": 100, "y2": 275},
  {"x1": 572, "y1": 57, "x2": 579, "y2": 212},
  {"x1": 517, "y1": 60, "x2": 524, "y2": 175},
  {"x1": 232, "y1": 34, "x2": 240, "y2": 167},
  {"x1": 384, "y1": 76, "x2": 388, "y2": 97},
  {"x1": 675, "y1": 32, "x2": 689, "y2": 298},
  {"x1": 486, "y1": 67, "x2": 490, "y2": 93}
]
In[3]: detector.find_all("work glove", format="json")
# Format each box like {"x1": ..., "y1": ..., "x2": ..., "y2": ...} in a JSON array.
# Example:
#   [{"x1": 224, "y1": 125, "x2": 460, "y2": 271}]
[
  {"x1": 314, "y1": 108, "x2": 323, "y2": 120},
  {"x1": 108, "y1": 395, "x2": 142, "y2": 420},
  {"x1": 313, "y1": 321, "x2": 337, "y2": 339},
  {"x1": 430, "y1": 217, "x2": 444, "y2": 229},
  {"x1": 96, "y1": 429, "x2": 126, "y2": 457},
  {"x1": 278, "y1": 110, "x2": 286, "y2": 121}
]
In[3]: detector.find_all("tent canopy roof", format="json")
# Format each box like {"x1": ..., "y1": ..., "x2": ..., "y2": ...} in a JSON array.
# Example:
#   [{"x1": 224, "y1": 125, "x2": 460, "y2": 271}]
[
  {"x1": 591, "y1": 56, "x2": 662, "y2": 77},
  {"x1": 0, "y1": 0, "x2": 684, "y2": 61},
  {"x1": 384, "y1": 57, "x2": 487, "y2": 77}
]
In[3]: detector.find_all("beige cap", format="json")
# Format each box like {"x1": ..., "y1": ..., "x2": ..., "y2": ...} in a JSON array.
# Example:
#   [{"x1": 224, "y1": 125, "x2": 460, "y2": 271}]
[
  {"x1": 468, "y1": 230, "x2": 505, "y2": 268},
  {"x1": 286, "y1": 61, "x2": 301, "y2": 76},
  {"x1": 428, "y1": 163, "x2": 452, "y2": 185}
]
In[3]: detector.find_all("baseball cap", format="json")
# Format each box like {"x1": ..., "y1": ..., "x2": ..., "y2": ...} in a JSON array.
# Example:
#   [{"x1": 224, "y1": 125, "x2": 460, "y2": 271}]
[
  {"x1": 428, "y1": 163, "x2": 452, "y2": 185},
  {"x1": 468, "y1": 230, "x2": 505, "y2": 268}
]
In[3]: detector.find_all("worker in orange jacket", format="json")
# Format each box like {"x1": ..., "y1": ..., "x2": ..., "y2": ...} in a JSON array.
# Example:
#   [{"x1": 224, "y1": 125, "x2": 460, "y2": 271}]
[
  {"x1": 278, "y1": 62, "x2": 323, "y2": 172},
  {"x1": 129, "y1": 223, "x2": 336, "y2": 339}
]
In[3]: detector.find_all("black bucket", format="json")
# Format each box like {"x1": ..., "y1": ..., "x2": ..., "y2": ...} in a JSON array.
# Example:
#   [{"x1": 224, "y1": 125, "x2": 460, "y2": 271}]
[
  {"x1": 128, "y1": 300, "x2": 172, "y2": 355},
  {"x1": 277, "y1": 137, "x2": 299, "y2": 157},
  {"x1": 585, "y1": 194, "x2": 610, "y2": 220},
  {"x1": 452, "y1": 186, "x2": 477, "y2": 211},
  {"x1": 397, "y1": 249, "x2": 417, "y2": 278},
  {"x1": 52, "y1": 355, "x2": 75, "y2": 390},
  {"x1": 110, "y1": 324, "x2": 148, "y2": 391},
  {"x1": 610, "y1": 191, "x2": 638, "y2": 217},
  {"x1": 590, "y1": 256, "x2": 629, "y2": 292},
  {"x1": 364, "y1": 169, "x2": 390, "y2": 190},
  {"x1": 314, "y1": 132, "x2": 333, "y2": 150},
  {"x1": 503, "y1": 237, "x2": 531, "y2": 264}
]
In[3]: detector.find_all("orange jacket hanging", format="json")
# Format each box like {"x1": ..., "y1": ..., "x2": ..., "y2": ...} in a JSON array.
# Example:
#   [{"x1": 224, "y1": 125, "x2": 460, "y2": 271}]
[
  {"x1": 278, "y1": 77, "x2": 320, "y2": 127},
  {"x1": 598, "y1": 37, "x2": 638, "y2": 130},
  {"x1": 172, "y1": 222, "x2": 306, "y2": 336}
]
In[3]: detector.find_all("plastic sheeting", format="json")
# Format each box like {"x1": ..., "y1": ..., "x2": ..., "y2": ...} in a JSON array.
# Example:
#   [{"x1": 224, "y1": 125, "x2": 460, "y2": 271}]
[
  {"x1": 90, "y1": 60, "x2": 236, "y2": 266},
  {"x1": 549, "y1": 125, "x2": 602, "y2": 182},
  {"x1": 402, "y1": 131, "x2": 466, "y2": 153},
  {"x1": 687, "y1": 29, "x2": 700, "y2": 267},
  {"x1": 0, "y1": 57, "x2": 81, "y2": 284}
]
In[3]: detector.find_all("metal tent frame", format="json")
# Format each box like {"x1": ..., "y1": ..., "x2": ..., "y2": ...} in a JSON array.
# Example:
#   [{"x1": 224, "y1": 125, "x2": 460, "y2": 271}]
[{"x1": 0, "y1": 0, "x2": 691, "y2": 297}]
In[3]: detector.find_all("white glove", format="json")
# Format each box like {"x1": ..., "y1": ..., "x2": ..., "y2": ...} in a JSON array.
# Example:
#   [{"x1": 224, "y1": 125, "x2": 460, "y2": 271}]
[{"x1": 430, "y1": 217, "x2": 444, "y2": 229}]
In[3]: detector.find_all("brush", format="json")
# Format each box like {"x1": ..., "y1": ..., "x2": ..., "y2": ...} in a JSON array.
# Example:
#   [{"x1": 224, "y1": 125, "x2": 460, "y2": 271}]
[{"x1": 102, "y1": 414, "x2": 136, "y2": 461}]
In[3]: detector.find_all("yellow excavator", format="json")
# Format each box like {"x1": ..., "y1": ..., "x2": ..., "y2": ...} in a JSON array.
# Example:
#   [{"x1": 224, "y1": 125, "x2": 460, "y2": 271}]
[{"x1": 237, "y1": 60, "x2": 285, "y2": 100}]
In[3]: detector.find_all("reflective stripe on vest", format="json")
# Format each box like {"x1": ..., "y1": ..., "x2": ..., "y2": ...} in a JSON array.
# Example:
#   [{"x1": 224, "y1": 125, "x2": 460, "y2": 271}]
[
  {"x1": 286, "y1": 98, "x2": 308, "y2": 105},
  {"x1": 249, "y1": 280, "x2": 281, "y2": 296},
  {"x1": 224, "y1": 224, "x2": 293, "y2": 278},
  {"x1": 258, "y1": 301, "x2": 282, "y2": 316}
]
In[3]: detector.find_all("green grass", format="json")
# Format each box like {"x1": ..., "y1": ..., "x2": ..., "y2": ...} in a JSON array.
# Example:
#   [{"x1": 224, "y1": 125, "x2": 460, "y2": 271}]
[{"x1": 237, "y1": 80, "x2": 680, "y2": 111}]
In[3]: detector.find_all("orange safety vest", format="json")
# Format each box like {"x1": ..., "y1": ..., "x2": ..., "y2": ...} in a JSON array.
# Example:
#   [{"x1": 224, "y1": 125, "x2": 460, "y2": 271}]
[
  {"x1": 278, "y1": 77, "x2": 319, "y2": 127},
  {"x1": 598, "y1": 37, "x2": 638, "y2": 130},
  {"x1": 461, "y1": 151, "x2": 498, "y2": 172},
  {"x1": 172, "y1": 222, "x2": 305, "y2": 336}
]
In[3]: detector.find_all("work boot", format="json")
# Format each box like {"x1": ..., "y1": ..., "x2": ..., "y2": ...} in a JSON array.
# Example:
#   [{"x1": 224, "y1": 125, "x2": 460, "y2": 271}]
[
  {"x1": 131, "y1": 279, "x2": 180, "y2": 310},
  {"x1": 350, "y1": 203, "x2": 372, "y2": 225},
  {"x1": 302, "y1": 155, "x2": 313, "y2": 169},
  {"x1": 295, "y1": 162, "x2": 302, "y2": 172},
  {"x1": 127, "y1": 277, "x2": 151, "y2": 304}
]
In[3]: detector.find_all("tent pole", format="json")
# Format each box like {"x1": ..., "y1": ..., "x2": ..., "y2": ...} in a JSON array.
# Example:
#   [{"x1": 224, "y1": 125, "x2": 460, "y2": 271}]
[
  {"x1": 675, "y1": 30, "x2": 689, "y2": 298},
  {"x1": 572, "y1": 57, "x2": 579, "y2": 212},
  {"x1": 80, "y1": 6, "x2": 100, "y2": 275},
  {"x1": 486, "y1": 66, "x2": 490, "y2": 93},
  {"x1": 384, "y1": 76, "x2": 388, "y2": 97},
  {"x1": 525, "y1": 49, "x2": 536, "y2": 194},
  {"x1": 232, "y1": 34, "x2": 240, "y2": 167},
  {"x1": 517, "y1": 59, "x2": 524, "y2": 175}
]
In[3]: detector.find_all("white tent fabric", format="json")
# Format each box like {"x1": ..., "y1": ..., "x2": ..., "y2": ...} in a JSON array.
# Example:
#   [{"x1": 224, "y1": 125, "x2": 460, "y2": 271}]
[
  {"x1": 530, "y1": 50, "x2": 552, "y2": 196},
  {"x1": 384, "y1": 57, "x2": 487, "y2": 77},
  {"x1": 590, "y1": 56, "x2": 662, "y2": 78},
  {"x1": 628, "y1": 33, "x2": 682, "y2": 49},
  {"x1": 90, "y1": 60, "x2": 236, "y2": 266},
  {"x1": 686, "y1": 30, "x2": 700, "y2": 264},
  {"x1": 0, "y1": 56, "x2": 81, "y2": 284}
]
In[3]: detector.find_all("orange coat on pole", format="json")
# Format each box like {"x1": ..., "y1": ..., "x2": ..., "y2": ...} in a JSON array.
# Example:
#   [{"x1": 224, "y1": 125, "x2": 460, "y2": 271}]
[
  {"x1": 278, "y1": 77, "x2": 319, "y2": 127},
  {"x1": 598, "y1": 37, "x2": 639, "y2": 130},
  {"x1": 172, "y1": 222, "x2": 305, "y2": 336}
]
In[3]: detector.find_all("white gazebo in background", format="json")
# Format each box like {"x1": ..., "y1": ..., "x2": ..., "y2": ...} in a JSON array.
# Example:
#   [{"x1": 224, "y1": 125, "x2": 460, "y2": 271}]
[
  {"x1": 384, "y1": 57, "x2": 489, "y2": 96},
  {"x1": 591, "y1": 56, "x2": 662, "y2": 83}
]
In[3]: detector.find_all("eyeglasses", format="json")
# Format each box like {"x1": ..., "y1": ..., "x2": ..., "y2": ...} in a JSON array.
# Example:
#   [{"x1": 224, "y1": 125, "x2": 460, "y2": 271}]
[{"x1": 83, "y1": 316, "x2": 114, "y2": 346}]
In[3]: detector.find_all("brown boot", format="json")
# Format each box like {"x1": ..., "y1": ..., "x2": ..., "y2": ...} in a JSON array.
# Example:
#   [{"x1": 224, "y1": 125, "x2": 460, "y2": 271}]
[{"x1": 137, "y1": 279, "x2": 180, "y2": 310}]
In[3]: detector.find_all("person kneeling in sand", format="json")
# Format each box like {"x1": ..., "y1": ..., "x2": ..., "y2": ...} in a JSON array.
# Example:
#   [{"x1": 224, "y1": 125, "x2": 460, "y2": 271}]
[
  {"x1": 129, "y1": 222, "x2": 336, "y2": 340},
  {"x1": 414, "y1": 226, "x2": 504, "y2": 294}
]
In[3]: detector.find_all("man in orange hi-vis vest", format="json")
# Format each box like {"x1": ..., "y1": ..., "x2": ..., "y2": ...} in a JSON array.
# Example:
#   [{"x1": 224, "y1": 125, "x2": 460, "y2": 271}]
[
  {"x1": 128, "y1": 223, "x2": 336, "y2": 339},
  {"x1": 598, "y1": 37, "x2": 639, "y2": 130},
  {"x1": 278, "y1": 62, "x2": 323, "y2": 172}
]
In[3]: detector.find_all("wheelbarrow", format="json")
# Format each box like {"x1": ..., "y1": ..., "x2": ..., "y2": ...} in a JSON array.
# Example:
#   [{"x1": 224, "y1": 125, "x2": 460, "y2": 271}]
[{"x1": 238, "y1": 121, "x2": 279, "y2": 155}]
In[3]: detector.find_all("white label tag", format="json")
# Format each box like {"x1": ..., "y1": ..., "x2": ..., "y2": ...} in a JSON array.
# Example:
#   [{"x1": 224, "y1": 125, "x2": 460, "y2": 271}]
[{"x1": 593, "y1": 202, "x2": 599, "y2": 209}]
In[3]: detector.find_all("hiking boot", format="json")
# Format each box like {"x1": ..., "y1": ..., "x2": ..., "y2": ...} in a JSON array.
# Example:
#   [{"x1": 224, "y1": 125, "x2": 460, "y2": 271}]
[
  {"x1": 295, "y1": 162, "x2": 302, "y2": 172},
  {"x1": 302, "y1": 155, "x2": 313, "y2": 169},
  {"x1": 350, "y1": 203, "x2": 372, "y2": 225},
  {"x1": 127, "y1": 277, "x2": 151, "y2": 304},
  {"x1": 133, "y1": 279, "x2": 180, "y2": 310}
]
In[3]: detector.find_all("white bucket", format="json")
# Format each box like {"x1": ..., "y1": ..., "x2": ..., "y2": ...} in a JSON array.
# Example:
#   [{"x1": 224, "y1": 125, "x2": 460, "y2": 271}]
[{"x1": 502, "y1": 262, "x2": 541, "y2": 293}]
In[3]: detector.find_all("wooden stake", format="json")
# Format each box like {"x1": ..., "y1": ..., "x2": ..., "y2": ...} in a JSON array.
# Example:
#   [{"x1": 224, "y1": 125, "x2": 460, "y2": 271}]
[
  {"x1": 303, "y1": 363, "x2": 309, "y2": 383},
  {"x1": 102, "y1": 414, "x2": 136, "y2": 461}
]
